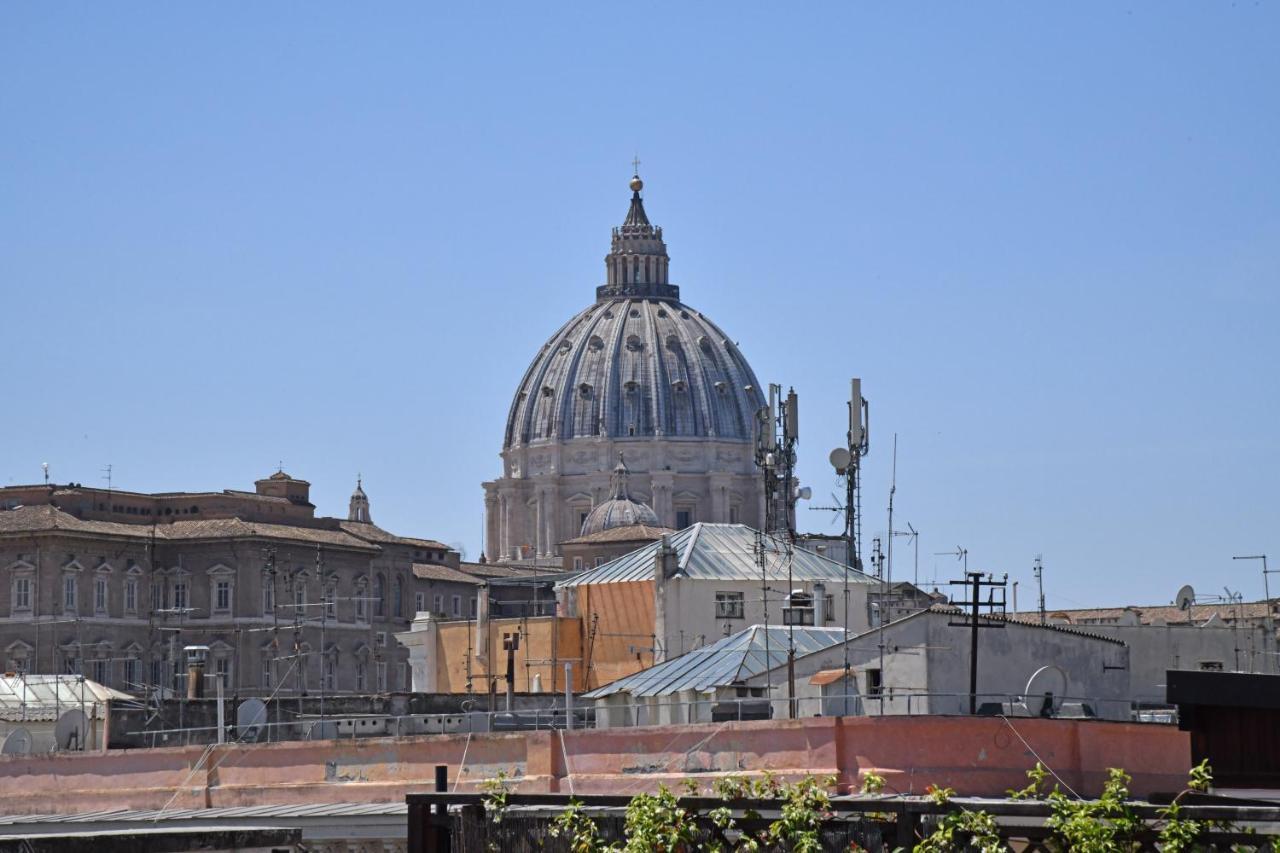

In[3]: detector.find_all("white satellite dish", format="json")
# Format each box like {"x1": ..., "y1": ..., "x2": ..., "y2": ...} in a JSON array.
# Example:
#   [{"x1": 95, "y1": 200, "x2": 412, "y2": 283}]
[
  {"x1": 1176, "y1": 585, "x2": 1196, "y2": 612},
  {"x1": 1, "y1": 728, "x2": 32, "y2": 756},
  {"x1": 829, "y1": 448, "x2": 851, "y2": 473},
  {"x1": 237, "y1": 698, "x2": 268, "y2": 742},
  {"x1": 1024, "y1": 665, "x2": 1069, "y2": 717},
  {"x1": 54, "y1": 709, "x2": 88, "y2": 751}
]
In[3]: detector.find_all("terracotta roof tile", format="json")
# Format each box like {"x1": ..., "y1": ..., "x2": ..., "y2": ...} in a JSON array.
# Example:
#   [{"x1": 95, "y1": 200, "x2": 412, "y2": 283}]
[
  {"x1": 560, "y1": 524, "x2": 676, "y2": 545},
  {"x1": 412, "y1": 563, "x2": 483, "y2": 584}
]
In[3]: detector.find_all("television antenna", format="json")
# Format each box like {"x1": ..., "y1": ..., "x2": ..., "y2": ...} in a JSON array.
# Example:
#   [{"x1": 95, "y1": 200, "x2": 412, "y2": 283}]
[
  {"x1": 1033, "y1": 556, "x2": 1047, "y2": 624},
  {"x1": 947, "y1": 568, "x2": 1007, "y2": 715}
]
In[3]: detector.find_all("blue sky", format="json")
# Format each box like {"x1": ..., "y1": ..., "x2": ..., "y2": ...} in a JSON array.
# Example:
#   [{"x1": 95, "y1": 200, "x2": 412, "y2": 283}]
[{"x1": 3, "y1": 4, "x2": 1277, "y2": 608}]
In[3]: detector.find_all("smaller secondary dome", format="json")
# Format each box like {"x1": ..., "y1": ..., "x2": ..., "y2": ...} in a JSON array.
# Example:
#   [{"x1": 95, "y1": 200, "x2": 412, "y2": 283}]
[{"x1": 580, "y1": 454, "x2": 659, "y2": 536}]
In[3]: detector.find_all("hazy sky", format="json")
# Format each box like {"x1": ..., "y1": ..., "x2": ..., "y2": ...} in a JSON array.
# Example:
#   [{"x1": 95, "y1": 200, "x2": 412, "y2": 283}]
[{"x1": 3, "y1": 4, "x2": 1277, "y2": 609}]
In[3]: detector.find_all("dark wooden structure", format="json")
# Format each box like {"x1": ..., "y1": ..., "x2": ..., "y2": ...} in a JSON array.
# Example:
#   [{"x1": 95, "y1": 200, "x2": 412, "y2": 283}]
[{"x1": 1168, "y1": 668, "x2": 1280, "y2": 789}]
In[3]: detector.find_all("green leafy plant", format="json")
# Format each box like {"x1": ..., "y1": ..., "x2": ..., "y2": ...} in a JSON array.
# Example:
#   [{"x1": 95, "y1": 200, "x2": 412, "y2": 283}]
[{"x1": 860, "y1": 771, "x2": 887, "y2": 795}]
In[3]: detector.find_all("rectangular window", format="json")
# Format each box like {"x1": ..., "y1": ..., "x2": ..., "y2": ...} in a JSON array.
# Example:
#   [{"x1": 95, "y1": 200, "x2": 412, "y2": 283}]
[
  {"x1": 470, "y1": 597, "x2": 478, "y2": 618},
  {"x1": 95, "y1": 577, "x2": 108, "y2": 613},
  {"x1": 324, "y1": 657, "x2": 336, "y2": 691},
  {"x1": 213, "y1": 656, "x2": 229, "y2": 687},
  {"x1": 263, "y1": 578, "x2": 275, "y2": 616},
  {"x1": 324, "y1": 586, "x2": 336, "y2": 619},
  {"x1": 91, "y1": 658, "x2": 108, "y2": 685},
  {"x1": 824, "y1": 593, "x2": 835, "y2": 623},
  {"x1": 729, "y1": 506, "x2": 740, "y2": 524},
  {"x1": 123, "y1": 658, "x2": 138, "y2": 687},
  {"x1": 451, "y1": 595, "x2": 462, "y2": 617},
  {"x1": 261, "y1": 657, "x2": 274, "y2": 689},
  {"x1": 63, "y1": 653, "x2": 78, "y2": 675},
  {"x1": 433, "y1": 594, "x2": 443, "y2": 614},
  {"x1": 13, "y1": 577, "x2": 30, "y2": 611},
  {"x1": 215, "y1": 580, "x2": 231, "y2": 613},
  {"x1": 151, "y1": 580, "x2": 163, "y2": 612},
  {"x1": 355, "y1": 583, "x2": 367, "y2": 621},
  {"x1": 173, "y1": 580, "x2": 188, "y2": 610},
  {"x1": 398, "y1": 662, "x2": 408, "y2": 691},
  {"x1": 293, "y1": 584, "x2": 305, "y2": 610},
  {"x1": 866, "y1": 668, "x2": 883, "y2": 696},
  {"x1": 415, "y1": 592, "x2": 426, "y2": 614},
  {"x1": 125, "y1": 578, "x2": 138, "y2": 613},
  {"x1": 355, "y1": 660, "x2": 367, "y2": 692},
  {"x1": 676, "y1": 509, "x2": 692, "y2": 529},
  {"x1": 573, "y1": 557, "x2": 584, "y2": 571},
  {"x1": 595, "y1": 556, "x2": 606, "y2": 567},
  {"x1": 715, "y1": 591, "x2": 745, "y2": 619},
  {"x1": 63, "y1": 575, "x2": 77, "y2": 611},
  {"x1": 150, "y1": 658, "x2": 163, "y2": 687},
  {"x1": 376, "y1": 661, "x2": 387, "y2": 692}
]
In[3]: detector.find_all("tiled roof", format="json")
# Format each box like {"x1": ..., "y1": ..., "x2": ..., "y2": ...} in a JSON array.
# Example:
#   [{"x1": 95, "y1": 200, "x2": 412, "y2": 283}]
[
  {"x1": 458, "y1": 562, "x2": 550, "y2": 578},
  {"x1": 0, "y1": 506, "x2": 377, "y2": 550},
  {"x1": 586, "y1": 625, "x2": 848, "y2": 699},
  {"x1": 561, "y1": 524, "x2": 676, "y2": 546},
  {"x1": 927, "y1": 605, "x2": 1127, "y2": 646},
  {"x1": 336, "y1": 521, "x2": 450, "y2": 551},
  {"x1": 558, "y1": 523, "x2": 878, "y2": 588},
  {"x1": 411, "y1": 563, "x2": 483, "y2": 585},
  {"x1": 1016, "y1": 601, "x2": 1275, "y2": 627}
]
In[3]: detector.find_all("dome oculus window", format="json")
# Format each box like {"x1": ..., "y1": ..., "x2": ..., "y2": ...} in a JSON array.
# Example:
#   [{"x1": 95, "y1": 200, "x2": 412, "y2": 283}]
[
  {"x1": 588, "y1": 335, "x2": 604, "y2": 351},
  {"x1": 625, "y1": 335, "x2": 643, "y2": 352},
  {"x1": 578, "y1": 383, "x2": 593, "y2": 398}
]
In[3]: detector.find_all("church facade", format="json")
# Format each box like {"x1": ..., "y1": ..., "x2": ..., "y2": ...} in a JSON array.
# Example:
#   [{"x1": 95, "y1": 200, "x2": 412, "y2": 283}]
[{"x1": 484, "y1": 174, "x2": 768, "y2": 562}]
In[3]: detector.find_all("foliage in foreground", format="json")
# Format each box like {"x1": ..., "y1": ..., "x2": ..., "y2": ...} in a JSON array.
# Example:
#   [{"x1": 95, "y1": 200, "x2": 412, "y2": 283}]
[{"x1": 477, "y1": 760, "x2": 1266, "y2": 851}]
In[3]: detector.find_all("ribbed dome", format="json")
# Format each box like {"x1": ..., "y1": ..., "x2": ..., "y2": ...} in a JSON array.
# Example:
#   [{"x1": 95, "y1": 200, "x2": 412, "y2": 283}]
[
  {"x1": 579, "y1": 456, "x2": 661, "y2": 536},
  {"x1": 504, "y1": 174, "x2": 765, "y2": 450}
]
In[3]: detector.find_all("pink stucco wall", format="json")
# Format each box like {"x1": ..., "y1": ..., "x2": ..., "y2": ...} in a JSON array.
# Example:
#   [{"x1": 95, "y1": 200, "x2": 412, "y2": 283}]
[{"x1": 0, "y1": 717, "x2": 1190, "y2": 813}]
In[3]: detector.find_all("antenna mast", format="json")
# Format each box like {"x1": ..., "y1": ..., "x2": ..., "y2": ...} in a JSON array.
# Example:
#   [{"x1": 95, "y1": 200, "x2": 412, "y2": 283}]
[{"x1": 1033, "y1": 556, "x2": 1046, "y2": 625}]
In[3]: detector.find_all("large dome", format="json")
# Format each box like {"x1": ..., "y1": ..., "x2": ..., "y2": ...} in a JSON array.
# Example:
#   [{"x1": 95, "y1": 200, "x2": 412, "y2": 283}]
[
  {"x1": 484, "y1": 173, "x2": 768, "y2": 564},
  {"x1": 504, "y1": 177, "x2": 765, "y2": 450}
]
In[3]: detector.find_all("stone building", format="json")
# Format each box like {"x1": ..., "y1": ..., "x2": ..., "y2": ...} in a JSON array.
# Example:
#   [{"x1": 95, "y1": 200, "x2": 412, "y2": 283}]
[
  {"x1": 558, "y1": 456, "x2": 675, "y2": 571},
  {"x1": 0, "y1": 473, "x2": 486, "y2": 696},
  {"x1": 483, "y1": 173, "x2": 769, "y2": 563}
]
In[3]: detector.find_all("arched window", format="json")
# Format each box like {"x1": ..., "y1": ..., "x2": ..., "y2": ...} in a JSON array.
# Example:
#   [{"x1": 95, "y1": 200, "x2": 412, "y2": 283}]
[{"x1": 374, "y1": 574, "x2": 386, "y2": 618}]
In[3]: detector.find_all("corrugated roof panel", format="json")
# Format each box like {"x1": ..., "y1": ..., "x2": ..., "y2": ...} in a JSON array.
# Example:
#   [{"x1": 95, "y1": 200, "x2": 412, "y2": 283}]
[
  {"x1": 559, "y1": 524, "x2": 876, "y2": 588},
  {"x1": 586, "y1": 625, "x2": 847, "y2": 698}
]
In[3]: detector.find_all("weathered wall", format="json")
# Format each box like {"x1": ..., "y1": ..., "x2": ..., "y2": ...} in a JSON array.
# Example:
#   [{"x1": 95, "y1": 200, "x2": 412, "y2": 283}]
[
  {"x1": 0, "y1": 716, "x2": 1189, "y2": 814},
  {"x1": 434, "y1": 615, "x2": 584, "y2": 694},
  {"x1": 576, "y1": 580, "x2": 655, "y2": 688}
]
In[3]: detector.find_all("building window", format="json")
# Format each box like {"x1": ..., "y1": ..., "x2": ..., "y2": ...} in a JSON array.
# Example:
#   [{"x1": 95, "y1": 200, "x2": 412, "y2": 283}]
[
  {"x1": 324, "y1": 585, "x2": 336, "y2": 619},
  {"x1": 125, "y1": 578, "x2": 138, "y2": 614},
  {"x1": 12, "y1": 577, "x2": 31, "y2": 612},
  {"x1": 94, "y1": 577, "x2": 108, "y2": 614},
  {"x1": 729, "y1": 505, "x2": 740, "y2": 524},
  {"x1": 214, "y1": 656, "x2": 230, "y2": 687},
  {"x1": 123, "y1": 658, "x2": 139, "y2": 688},
  {"x1": 451, "y1": 595, "x2": 462, "y2": 617},
  {"x1": 433, "y1": 594, "x2": 443, "y2": 614},
  {"x1": 415, "y1": 592, "x2": 426, "y2": 614},
  {"x1": 63, "y1": 575, "x2": 77, "y2": 613},
  {"x1": 355, "y1": 659, "x2": 367, "y2": 692},
  {"x1": 676, "y1": 509, "x2": 693, "y2": 529},
  {"x1": 324, "y1": 655, "x2": 336, "y2": 691},
  {"x1": 215, "y1": 580, "x2": 232, "y2": 614},
  {"x1": 293, "y1": 581, "x2": 305, "y2": 612},
  {"x1": 398, "y1": 662, "x2": 408, "y2": 691},
  {"x1": 715, "y1": 591, "x2": 745, "y2": 620},
  {"x1": 262, "y1": 577, "x2": 276, "y2": 616},
  {"x1": 376, "y1": 661, "x2": 387, "y2": 692},
  {"x1": 173, "y1": 579, "x2": 188, "y2": 611},
  {"x1": 374, "y1": 574, "x2": 386, "y2": 618},
  {"x1": 824, "y1": 593, "x2": 835, "y2": 623},
  {"x1": 62, "y1": 651, "x2": 78, "y2": 675},
  {"x1": 152, "y1": 580, "x2": 164, "y2": 612},
  {"x1": 394, "y1": 576, "x2": 404, "y2": 618},
  {"x1": 595, "y1": 556, "x2": 606, "y2": 567},
  {"x1": 355, "y1": 579, "x2": 368, "y2": 621},
  {"x1": 261, "y1": 656, "x2": 274, "y2": 689},
  {"x1": 866, "y1": 668, "x2": 883, "y2": 696},
  {"x1": 573, "y1": 557, "x2": 584, "y2": 571},
  {"x1": 470, "y1": 597, "x2": 478, "y2": 618},
  {"x1": 91, "y1": 658, "x2": 109, "y2": 685}
]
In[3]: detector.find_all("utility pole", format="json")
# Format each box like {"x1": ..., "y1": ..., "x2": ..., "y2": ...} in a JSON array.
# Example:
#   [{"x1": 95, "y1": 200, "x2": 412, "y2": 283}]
[
  {"x1": 1033, "y1": 556, "x2": 1047, "y2": 625},
  {"x1": 947, "y1": 569, "x2": 1008, "y2": 715}
]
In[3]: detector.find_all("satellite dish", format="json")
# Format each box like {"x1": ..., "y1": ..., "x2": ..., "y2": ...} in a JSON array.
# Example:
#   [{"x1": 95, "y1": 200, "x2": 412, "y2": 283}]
[
  {"x1": 1024, "y1": 665, "x2": 1069, "y2": 718},
  {"x1": 54, "y1": 709, "x2": 88, "y2": 751},
  {"x1": 2, "y1": 728, "x2": 32, "y2": 756},
  {"x1": 237, "y1": 698, "x2": 268, "y2": 743},
  {"x1": 1176, "y1": 585, "x2": 1196, "y2": 612},
  {"x1": 829, "y1": 448, "x2": 851, "y2": 473}
]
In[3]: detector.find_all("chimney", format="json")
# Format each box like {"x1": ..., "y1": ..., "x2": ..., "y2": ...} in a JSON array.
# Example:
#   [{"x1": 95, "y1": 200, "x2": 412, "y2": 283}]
[{"x1": 813, "y1": 583, "x2": 826, "y2": 625}]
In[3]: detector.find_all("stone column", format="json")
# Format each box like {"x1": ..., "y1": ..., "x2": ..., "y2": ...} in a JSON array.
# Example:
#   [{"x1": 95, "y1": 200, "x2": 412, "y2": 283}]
[
  {"x1": 484, "y1": 491, "x2": 499, "y2": 561},
  {"x1": 534, "y1": 489, "x2": 547, "y2": 557},
  {"x1": 650, "y1": 472, "x2": 675, "y2": 528}
]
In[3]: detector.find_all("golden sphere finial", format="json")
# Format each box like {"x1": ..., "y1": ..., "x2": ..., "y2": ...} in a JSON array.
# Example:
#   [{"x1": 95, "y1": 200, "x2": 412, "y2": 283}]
[{"x1": 629, "y1": 175, "x2": 643, "y2": 192}]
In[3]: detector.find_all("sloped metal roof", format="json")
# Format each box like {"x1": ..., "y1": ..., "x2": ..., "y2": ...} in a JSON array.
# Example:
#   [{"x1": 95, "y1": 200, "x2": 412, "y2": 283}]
[
  {"x1": 585, "y1": 624, "x2": 848, "y2": 699},
  {"x1": 558, "y1": 523, "x2": 877, "y2": 588}
]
